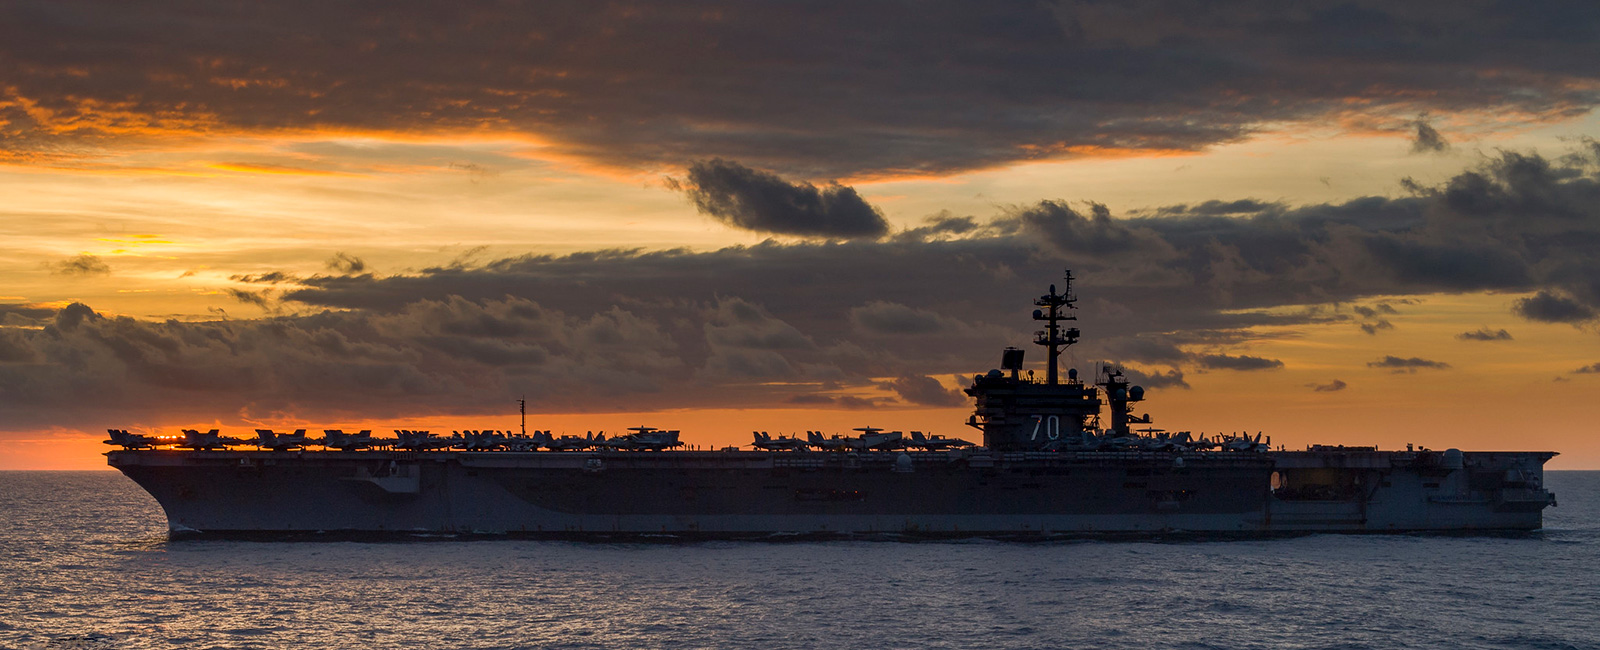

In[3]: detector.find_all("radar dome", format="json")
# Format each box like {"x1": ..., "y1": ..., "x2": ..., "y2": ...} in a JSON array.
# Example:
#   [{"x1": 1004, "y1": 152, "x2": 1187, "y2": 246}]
[
  {"x1": 1067, "y1": 368, "x2": 1078, "y2": 380},
  {"x1": 1130, "y1": 386, "x2": 1145, "y2": 401},
  {"x1": 986, "y1": 369, "x2": 1003, "y2": 379},
  {"x1": 1443, "y1": 448, "x2": 1464, "y2": 470}
]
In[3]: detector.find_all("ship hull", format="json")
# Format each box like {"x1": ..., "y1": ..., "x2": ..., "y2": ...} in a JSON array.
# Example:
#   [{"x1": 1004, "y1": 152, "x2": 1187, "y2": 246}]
[{"x1": 107, "y1": 448, "x2": 1555, "y2": 538}]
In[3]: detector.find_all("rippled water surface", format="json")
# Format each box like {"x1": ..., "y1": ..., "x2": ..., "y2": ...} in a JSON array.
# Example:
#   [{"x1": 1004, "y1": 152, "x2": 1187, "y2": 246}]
[{"x1": 1, "y1": 471, "x2": 1598, "y2": 649}]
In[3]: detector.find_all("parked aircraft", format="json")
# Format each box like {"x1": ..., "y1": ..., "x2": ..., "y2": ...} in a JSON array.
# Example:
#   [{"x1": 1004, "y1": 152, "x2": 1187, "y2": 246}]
[
  {"x1": 1223, "y1": 432, "x2": 1270, "y2": 453},
  {"x1": 452, "y1": 430, "x2": 508, "y2": 451},
  {"x1": 539, "y1": 431, "x2": 597, "y2": 451},
  {"x1": 178, "y1": 429, "x2": 245, "y2": 450},
  {"x1": 847, "y1": 427, "x2": 904, "y2": 451},
  {"x1": 394, "y1": 430, "x2": 455, "y2": 451},
  {"x1": 751, "y1": 431, "x2": 810, "y2": 451},
  {"x1": 253, "y1": 429, "x2": 312, "y2": 450},
  {"x1": 1134, "y1": 430, "x2": 1181, "y2": 452},
  {"x1": 806, "y1": 428, "x2": 904, "y2": 451},
  {"x1": 322, "y1": 429, "x2": 377, "y2": 451},
  {"x1": 104, "y1": 429, "x2": 159, "y2": 449},
  {"x1": 598, "y1": 426, "x2": 683, "y2": 451},
  {"x1": 807, "y1": 431, "x2": 852, "y2": 451},
  {"x1": 1100, "y1": 431, "x2": 1146, "y2": 450},
  {"x1": 503, "y1": 432, "x2": 546, "y2": 451},
  {"x1": 906, "y1": 431, "x2": 974, "y2": 451}
]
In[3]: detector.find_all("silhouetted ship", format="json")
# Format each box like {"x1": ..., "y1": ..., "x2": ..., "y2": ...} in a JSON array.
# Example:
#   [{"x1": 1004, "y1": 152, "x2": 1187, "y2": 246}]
[{"x1": 106, "y1": 272, "x2": 1558, "y2": 538}]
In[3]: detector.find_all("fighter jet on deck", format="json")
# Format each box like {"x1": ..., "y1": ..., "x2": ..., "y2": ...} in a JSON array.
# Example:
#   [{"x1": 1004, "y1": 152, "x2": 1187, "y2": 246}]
[
  {"x1": 905, "y1": 431, "x2": 974, "y2": 451},
  {"x1": 253, "y1": 429, "x2": 312, "y2": 451},
  {"x1": 751, "y1": 431, "x2": 810, "y2": 451},
  {"x1": 178, "y1": 429, "x2": 246, "y2": 450},
  {"x1": 321, "y1": 429, "x2": 376, "y2": 451},
  {"x1": 394, "y1": 430, "x2": 454, "y2": 451},
  {"x1": 1223, "y1": 432, "x2": 1270, "y2": 453},
  {"x1": 538, "y1": 431, "x2": 597, "y2": 451},
  {"x1": 806, "y1": 431, "x2": 852, "y2": 451},
  {"x1": 453, "y1": 430, "x2": 508, "y2": 451},
  {"x1": 104, "y1": 429, "x2": 159, "y2": 449},
  {"x1": 503, "y1": 432, "x2": 546, "y2": 451}
]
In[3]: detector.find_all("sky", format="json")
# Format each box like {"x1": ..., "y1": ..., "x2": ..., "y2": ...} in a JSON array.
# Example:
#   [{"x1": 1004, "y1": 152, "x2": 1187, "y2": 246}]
[{"x1": 3, "y1": 1, "x2": 1600, "y2": 469}]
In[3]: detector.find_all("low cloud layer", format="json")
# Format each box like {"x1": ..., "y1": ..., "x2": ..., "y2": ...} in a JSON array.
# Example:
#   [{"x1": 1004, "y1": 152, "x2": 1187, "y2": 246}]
[
  {"x1": 1368, "y1": 356, "x2": 1452, "y2": 372},
  {"x1": 1515, "y1": 291, "x2": 1597, "y2": 323},
  {"x1": 1311, "y1": 379, "x2": 1348, "y2": 392},
  {"x1": 48, "y1": 254, "x2": 111, "y2": 276},
  {"x1": 673, "y1": 160, "x2": 889, "y2": 239},
  {"x1": 1457, "y1": 327, "x2": 1513, "y2": 342},
  {"x1": 1196, "y1": 354, "x2": 1284, "y2": 371},
  {"x1": 326, "y1": 252, "x2": 368, "y2": 275},
  {"x1": 4, "y1": 145, "x2": 1600, "y2": 430},
  {"x1": 884, "y1": 375, "x2": 965, "y2": 407},
  {"x1": 1411, "y1": 118, "x2": 1451, "y2": 154},
  {"x1": 3, "y1": 2, "x2": 1600, "y2": 175}
]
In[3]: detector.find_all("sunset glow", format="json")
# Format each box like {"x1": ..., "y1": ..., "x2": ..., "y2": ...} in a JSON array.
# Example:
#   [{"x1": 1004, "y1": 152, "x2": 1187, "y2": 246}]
[{"x1": 3, "y1": 2, "x2": 1599, "y2": 470}]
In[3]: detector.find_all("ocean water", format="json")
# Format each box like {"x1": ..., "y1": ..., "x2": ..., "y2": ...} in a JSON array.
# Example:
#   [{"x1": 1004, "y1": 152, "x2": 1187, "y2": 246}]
[{"x1": 0, "y1": 471, "x2": 1596, "y2": 650}]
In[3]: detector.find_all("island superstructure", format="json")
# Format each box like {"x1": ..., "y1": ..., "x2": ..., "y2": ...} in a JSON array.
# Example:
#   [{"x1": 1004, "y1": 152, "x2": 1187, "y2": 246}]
[{"x1": 106, "y1": 272, "x2": 1558, "y2": 538}]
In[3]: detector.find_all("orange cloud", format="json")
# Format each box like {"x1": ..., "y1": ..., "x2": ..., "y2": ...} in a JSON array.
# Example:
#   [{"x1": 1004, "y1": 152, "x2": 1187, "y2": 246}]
[
  {"x1": 209, "y1": 161, "x2": 362, "y2": 176},
  {"x1": 97, "y1": 235, "x2": 175, "y2": 245}
]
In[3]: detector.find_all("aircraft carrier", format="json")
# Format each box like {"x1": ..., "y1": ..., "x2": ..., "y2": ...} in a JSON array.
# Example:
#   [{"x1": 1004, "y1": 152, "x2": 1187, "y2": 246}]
[{"x1": 106, "y1": 272, "x2": 1558, "y2": 538}]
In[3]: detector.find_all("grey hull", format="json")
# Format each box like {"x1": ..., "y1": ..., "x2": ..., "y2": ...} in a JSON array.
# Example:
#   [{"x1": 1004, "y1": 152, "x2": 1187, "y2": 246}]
[{"x1": 108, "y1": 447, "x2": 1555, "y2": 538}]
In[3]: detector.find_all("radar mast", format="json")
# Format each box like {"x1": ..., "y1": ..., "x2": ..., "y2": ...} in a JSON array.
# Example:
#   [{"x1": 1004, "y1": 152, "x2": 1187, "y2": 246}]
[{"x1": 1032, "y1": 270, "x2": 1080, "y2": 385}]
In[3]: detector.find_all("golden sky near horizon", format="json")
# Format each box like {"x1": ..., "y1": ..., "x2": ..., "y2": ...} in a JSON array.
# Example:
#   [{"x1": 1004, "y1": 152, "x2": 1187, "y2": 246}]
[{"x1": 3, "y1": 2, "x2": 1600, "y2": 469}]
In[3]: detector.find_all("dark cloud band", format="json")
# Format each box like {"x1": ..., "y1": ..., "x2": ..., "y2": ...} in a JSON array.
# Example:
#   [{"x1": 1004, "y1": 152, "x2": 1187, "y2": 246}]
[
  {"x1": 4, "y1": 2, "x2": 1600, "y2": 175},
  {"x1": 673, "y1": 159, "x2": 889, "y2": 239}
]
